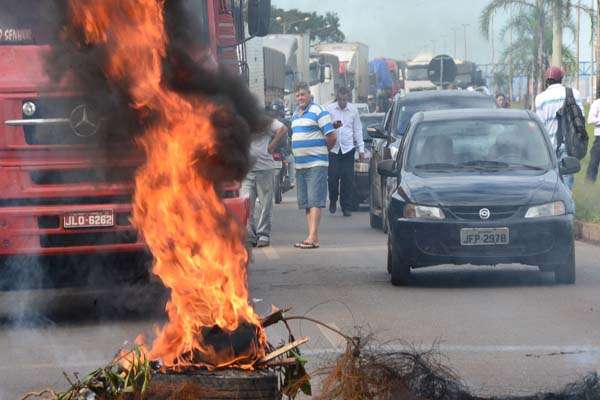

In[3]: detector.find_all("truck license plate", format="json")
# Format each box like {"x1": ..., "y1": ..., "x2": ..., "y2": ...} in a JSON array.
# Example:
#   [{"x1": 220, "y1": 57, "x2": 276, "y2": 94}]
[
  {"x1": 63, "y1": 210, "x2": 114, "y2": 229},
  {"x1": 460, "y1": 228, "x2": 509, "y2": 246}
]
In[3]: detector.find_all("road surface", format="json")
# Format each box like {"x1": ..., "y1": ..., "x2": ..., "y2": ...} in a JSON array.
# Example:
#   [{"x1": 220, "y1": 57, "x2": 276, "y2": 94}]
[{"x1": 1, "y1": 191, "x2": 599, "y2": 398}]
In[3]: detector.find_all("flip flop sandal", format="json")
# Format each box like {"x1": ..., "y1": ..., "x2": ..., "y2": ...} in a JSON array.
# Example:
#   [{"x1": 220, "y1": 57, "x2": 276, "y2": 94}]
[{"x1": 297, "y1": 242, "x2": 319, "y2": 249}]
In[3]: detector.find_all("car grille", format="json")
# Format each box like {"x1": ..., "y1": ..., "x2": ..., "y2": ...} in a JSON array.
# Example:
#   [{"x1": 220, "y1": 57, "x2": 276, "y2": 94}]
[{"x1": 446, "y1": 205, "x2": 522, "y2": 221}]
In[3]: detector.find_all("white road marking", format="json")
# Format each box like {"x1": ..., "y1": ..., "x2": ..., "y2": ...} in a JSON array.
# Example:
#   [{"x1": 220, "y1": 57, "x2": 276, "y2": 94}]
[
  {"x1": 302, "y1": 344, "x2": 600, "y2": 356},
  {"x1": 6, "y1": 345, "x2": 600, "y2": 371},
  {"x1": 260, "y1": 246, "x2": 280, "y2": 260},
  {"x1": 317, "y1": 322, "x2": 346, "y2": 350}
]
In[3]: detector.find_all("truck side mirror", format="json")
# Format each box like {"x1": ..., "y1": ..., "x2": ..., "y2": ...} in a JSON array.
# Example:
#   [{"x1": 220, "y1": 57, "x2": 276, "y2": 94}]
[{"x1": 248, "y1": 0, "x2": 271, "y2": 37}]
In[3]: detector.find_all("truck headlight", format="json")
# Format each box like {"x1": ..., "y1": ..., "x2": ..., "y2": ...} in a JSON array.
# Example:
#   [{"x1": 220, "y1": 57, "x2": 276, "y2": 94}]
[
  {"x1": 403, "y1": 204, "x2": 445, "y2": 220},
  {"x1": 22, "y1": 101, "x2": 36, "y2": 117},
  {"x1": 524, "y1": 201, "x2": 565, "y2": 218}
]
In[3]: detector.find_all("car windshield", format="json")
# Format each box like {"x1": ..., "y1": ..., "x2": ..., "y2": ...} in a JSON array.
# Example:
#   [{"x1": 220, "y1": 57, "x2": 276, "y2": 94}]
[
  {"x1": 406, "y1": 118, "x2": 552, "y2": 172},
  {"x1": 394, "y1": 97, "x2": 495, "y2": 136},
  {"x1": 360, "y1": 115, "x2": 384, "y2": 140},
  {"x1": 1, "y1": 1, "x2": 60, "y2": 45}
]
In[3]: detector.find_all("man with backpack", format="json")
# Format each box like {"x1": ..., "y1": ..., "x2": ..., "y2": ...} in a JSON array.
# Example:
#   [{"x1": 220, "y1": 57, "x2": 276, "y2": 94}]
[{"x1": 535, "y1": 66, "x2": 586, "y2": 191}]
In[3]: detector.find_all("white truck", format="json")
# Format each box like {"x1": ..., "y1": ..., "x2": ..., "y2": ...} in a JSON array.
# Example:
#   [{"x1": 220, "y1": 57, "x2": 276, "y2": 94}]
[
  {"x1": 404, "y1": 53, "x2": 437, "y2": 92},
  {"x1": 263, "y1": 33, "x2": 337, "y2": 109},
  {"x1": 315, "y1": 42, "x2": 369, "y2": 102},
  {"x1": 245, "y1": 36, "x2": 286, "y2": 108}
]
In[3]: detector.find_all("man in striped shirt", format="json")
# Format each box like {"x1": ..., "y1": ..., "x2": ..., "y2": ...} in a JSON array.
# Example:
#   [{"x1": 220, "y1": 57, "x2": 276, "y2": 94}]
[{"x1": 291, "y1": 82, "x2": 336, "y2": 249}]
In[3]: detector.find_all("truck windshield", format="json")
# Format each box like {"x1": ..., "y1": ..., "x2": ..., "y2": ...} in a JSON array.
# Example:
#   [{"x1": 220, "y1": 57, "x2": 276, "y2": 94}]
[
  {"x1": 406, "y1": 67, "x2": 429, "y2": 81},
  {"x1": 1, "y1": 1, "x2": 59, "y2": 45}
]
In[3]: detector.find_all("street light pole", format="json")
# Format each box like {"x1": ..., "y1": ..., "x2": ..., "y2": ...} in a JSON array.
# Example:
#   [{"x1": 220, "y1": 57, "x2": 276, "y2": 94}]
[
  {"x1": 461, "y1": 24, "x2": 469, "y2": 61},
  {"x1": 451, "y1": 28, "x2": 458, "y2": 58}
]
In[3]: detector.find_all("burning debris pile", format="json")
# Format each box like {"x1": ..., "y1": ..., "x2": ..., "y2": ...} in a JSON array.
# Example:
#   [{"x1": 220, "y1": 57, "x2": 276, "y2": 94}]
[{"x1": 47, "y1": 0, "x2": 271, "y2": 372}]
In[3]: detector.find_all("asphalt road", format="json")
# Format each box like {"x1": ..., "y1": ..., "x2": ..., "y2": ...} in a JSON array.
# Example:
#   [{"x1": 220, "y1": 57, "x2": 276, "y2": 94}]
[{"x1": 1, "y1": 191, "x2": 600, "y2": 398}]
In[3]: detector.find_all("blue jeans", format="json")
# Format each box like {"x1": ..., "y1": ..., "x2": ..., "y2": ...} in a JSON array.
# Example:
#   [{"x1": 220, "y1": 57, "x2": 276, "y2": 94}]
[{"x1": 296, "y1": 166, "x2": 328, "y2": 209}]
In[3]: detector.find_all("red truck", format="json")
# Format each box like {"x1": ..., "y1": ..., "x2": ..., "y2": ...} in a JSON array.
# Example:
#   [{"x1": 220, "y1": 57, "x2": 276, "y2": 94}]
[{"x1": 0, "y1": 1, "x2": 270, "y2": 275}]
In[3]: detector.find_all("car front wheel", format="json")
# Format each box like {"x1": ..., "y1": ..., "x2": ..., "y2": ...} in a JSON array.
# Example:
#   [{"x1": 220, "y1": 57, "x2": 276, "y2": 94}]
[
  {"x1": 554, "y1": 242, "x2": 576, "y2": 285},
  {"x1": 388, "y1": 236, "x2": 411, "y2": 286}
]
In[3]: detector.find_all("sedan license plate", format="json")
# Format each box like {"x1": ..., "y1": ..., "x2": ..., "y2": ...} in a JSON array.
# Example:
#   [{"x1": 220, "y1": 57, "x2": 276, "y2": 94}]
[
  {"x1": 63, "y1": 210, "x2": 114, "y2": 229},
  {"x1": 460, "y1": 228, "x2": 509, "y2": 246}
]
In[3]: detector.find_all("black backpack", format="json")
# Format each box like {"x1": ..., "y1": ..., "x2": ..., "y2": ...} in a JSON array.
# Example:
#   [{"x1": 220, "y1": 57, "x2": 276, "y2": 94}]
[{"x1": 556, "y1": 87, "x2": 589, "y2": 160}]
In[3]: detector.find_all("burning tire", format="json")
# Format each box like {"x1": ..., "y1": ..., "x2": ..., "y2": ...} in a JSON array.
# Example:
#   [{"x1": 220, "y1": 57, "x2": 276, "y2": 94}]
[{"x1": 151, "y1": 369, "x2": 280, "y2": 399}]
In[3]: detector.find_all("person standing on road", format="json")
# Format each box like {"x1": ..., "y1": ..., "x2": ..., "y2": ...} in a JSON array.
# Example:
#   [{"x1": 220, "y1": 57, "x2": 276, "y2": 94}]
[
  {"x1": 535, "y1": 66, "x2": 584, "y2": 191},
  {"x1": 241, "y1": 114, "x2": 288, "y2": 248},
  {"x1": 291, "y1": 82, "x2": 336, "y2": 249},
  {"x1": 326, "y1": 87, "x2": 365, "y2": 217},
  {"x1": 586, "y1": 97, "x2": 600, "y2": 182}
]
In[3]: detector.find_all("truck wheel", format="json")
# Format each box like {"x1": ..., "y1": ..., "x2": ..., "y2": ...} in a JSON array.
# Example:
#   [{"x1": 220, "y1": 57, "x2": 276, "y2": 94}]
[
  {"x1": 554, "y1": 243, "x2": 576, "y2": 285},
  {"x1": 274, "y1": 171, "x2": 282, "y2": 204},
  {"x1": 388, "y1": 237, "x2": 411, "y2": 286}
]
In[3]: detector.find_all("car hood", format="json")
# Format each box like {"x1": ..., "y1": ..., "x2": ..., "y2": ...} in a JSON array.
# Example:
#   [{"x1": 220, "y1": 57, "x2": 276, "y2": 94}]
[{"x1": 401, "y1": 170, "x2": 559, "y2": 206}]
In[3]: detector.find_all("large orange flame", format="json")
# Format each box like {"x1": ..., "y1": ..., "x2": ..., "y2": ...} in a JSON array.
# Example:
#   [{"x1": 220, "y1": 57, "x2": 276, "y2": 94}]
[{"x1": 67, "y1": 0, "x2": 266, "y2": 369}]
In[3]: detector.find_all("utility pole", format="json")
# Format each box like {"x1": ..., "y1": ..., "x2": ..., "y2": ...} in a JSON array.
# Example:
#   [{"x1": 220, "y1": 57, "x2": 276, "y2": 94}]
[
  {"x1": 451, "y1": 27, "x2": 458, "y2": 58},
  {"x1": 596, "y1": 0, "x2": 600, "y2": 99},
  {"x1": 508, "y1": 8, "x2": 513, "y2": 101},
  {"x1": 576, "y1": 0, "x2": 580, "y2": 91},
  {"x1": 462, "y1": 24, "x2": 469, "y2": 60},
  {"x1": 491, "y1": 15, "x2": 496, "y2": 91}
]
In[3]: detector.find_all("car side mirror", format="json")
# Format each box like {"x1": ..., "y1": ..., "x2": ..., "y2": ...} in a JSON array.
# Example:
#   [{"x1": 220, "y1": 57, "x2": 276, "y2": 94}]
[
  {"x1": 247, "y1": 0, "x2": 271, "y2": 37},
  {"x1": 377, "y1": 159, "x2": 398, "y2": 177},
  {"x1": 367, "y1": 124, "x2": 387, "y2": 140},
  {"x1": 559, "y1": 156, "x2": 581, "y2": 175}
]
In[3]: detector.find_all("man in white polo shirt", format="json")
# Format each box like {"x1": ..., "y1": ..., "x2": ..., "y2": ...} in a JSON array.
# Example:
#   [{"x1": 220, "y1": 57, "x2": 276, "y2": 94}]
[{"x1": 326, "y1": 86, "x2": 365, "y2": 217}]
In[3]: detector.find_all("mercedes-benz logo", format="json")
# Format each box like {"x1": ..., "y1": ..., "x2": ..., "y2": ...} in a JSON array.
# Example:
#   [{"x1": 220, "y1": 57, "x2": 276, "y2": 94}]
[
  {"x1": 479, "y1": 208, "x2": 491, "y2": 220},
  {"x1": 69, "y1": 104, "x2": 100, "y2": 137}
]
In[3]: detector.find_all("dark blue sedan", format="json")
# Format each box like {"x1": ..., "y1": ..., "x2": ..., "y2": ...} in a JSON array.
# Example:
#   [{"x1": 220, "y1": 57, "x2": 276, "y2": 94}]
[{"x1": 378, "y1": 109, "x2": 580, "y2": 286}]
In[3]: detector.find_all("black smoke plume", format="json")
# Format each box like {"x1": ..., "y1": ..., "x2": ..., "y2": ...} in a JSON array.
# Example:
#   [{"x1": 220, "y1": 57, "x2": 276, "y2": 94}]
[{"x1": 43, "y1": 0, "x2": 267, "y2": 183}]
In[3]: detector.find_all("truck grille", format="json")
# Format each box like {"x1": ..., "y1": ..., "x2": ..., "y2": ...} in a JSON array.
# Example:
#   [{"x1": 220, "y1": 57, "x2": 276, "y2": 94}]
[
  {"x1": 446, "y1": 205, "x2": 522, "y2": 221},
  {"x1": 22, "y1": 97, "x2": 96, "y2": 145},
  {"x1": 40, "y1": 231, "x2": 138, "y2": 248}
]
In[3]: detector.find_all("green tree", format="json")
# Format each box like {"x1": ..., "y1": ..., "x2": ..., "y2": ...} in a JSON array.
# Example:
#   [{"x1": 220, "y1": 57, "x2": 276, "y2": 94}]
[
  {"x1": 481, "y1": 0, "x2": 589, "y2": 101},
  {"x1": 269, "y1": 7, "x2": 345, "y2": 43}
]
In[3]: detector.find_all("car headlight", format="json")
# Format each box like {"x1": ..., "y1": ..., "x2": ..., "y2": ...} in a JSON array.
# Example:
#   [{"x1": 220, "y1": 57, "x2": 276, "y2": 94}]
[
  {"x1": 403, "y1": 204, "x2": 445, "y2": 220},
  {"x1": 524, "y1": 201, "x2": 565, "y2": 218}
]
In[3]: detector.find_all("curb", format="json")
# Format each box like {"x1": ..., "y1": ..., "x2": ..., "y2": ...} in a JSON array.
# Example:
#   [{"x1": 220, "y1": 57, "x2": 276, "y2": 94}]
[{"x1": 575, "y1": 220, "x2": 600, "y2": 245}]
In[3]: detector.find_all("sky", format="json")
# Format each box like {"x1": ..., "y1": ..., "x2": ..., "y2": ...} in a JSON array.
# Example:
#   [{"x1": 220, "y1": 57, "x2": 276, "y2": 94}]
[{"x1": 272, "y1": 0, "x2": 596, "y2": 65}]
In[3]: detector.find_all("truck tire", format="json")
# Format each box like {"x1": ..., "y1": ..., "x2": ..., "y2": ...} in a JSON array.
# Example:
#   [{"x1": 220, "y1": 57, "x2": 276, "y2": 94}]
[
  {"x1": 554, "y1": 242, "x2": 576, "y2": 285},
  {"x1": 388, "y1": 237, "x2": 411, "y2": 286}
]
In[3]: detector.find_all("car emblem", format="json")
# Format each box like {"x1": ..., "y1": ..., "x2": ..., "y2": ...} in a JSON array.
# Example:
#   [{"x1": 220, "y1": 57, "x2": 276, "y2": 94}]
[
  {"x1": 69, "y1": 104, "x2": 100, "y2": 137},
  {"x1": 479, "y1": 208, "x2": 491, "y2": 220}
]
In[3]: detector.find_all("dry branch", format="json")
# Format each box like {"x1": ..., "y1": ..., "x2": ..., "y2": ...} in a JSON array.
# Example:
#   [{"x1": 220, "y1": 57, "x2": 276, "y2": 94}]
[{"x1": 258, "y1": 337, "x2": 309, "y2": 364}]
